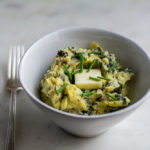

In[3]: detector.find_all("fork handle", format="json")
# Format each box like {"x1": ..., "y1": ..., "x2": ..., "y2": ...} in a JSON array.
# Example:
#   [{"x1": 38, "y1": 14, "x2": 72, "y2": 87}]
[{"x1": 5, "y1": 90, "x2": 17, "y2": 150}]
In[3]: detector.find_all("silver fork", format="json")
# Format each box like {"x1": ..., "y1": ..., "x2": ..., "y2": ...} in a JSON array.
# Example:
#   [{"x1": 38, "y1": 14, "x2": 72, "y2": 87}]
[{"x1": 5, "y1": 46, "x2": 25, "y2": 150}]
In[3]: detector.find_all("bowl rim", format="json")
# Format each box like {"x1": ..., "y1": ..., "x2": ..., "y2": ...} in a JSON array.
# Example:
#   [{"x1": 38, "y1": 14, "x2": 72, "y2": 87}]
[{"x1": 19, "y1": 27, "x2": 150, "y2": 119}]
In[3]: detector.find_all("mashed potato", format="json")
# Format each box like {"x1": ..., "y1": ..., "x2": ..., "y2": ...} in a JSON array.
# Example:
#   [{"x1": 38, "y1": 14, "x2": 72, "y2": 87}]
[{"x1": 40, "y1": 42, "x2": 134, "y2": 115}]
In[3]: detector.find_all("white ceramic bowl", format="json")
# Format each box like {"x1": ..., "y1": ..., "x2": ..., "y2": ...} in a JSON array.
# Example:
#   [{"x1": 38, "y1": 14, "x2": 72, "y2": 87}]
[{"x1": 19, "y1": 27, "x2": 150, "y2": 137}]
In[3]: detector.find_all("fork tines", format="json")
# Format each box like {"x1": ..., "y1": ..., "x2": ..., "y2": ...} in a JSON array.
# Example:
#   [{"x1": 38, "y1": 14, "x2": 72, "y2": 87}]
[{"x1": 7, "y1": 46, "x2": 25, "y2": 89}]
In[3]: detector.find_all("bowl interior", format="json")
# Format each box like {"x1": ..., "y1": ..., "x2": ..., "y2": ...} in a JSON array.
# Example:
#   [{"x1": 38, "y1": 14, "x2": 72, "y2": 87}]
[{"x1": 20, "y1": 28, "x2": 150, "y2": 110}]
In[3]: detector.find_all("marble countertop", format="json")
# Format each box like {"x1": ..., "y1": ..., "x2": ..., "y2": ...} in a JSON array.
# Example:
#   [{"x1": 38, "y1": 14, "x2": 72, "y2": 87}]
[{"x1": 0, "y1": 0, "x2": 150, "y2": 149}]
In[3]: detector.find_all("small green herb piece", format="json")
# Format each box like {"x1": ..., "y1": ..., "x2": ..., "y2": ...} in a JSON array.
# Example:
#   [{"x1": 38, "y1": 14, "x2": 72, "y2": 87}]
[
  {"x1": 87, "y1": 59, "x2": 97, "y2": 72},
  {"x1": 63, "y1": 64, "x2": 72, "y2": 82},
  {"x1": 76, "y1": 53, "x2": 87, "y2": 73},
  {"x1": 90, "y1": 51, "x2": 103, "y2": 55},
  {"x1": 105, "y1": 92, "x2": 118, "y2": 100},
  {"x1": 80, "y1": 56, "x2": 84, "y2": 73},
  {"x1": 77, "y1": 53, "x2": 87, "y2": 61},
  {"x1": 56, "y1": 83, "x2": 68, "y2": 94},
  {"x1": 89, "y1": 76, "x2": 101, "y2": 81},
  {"x1": 81, "y1": 91, "x2": 96, "y2": 96},
  {"x1": 97, "y1": 76, "x2": 111, "y2": 81},
  {"x1": 72, "y1": 70, "x2": 81, "y2": 75},
  {"x1": 108, "y1": 62, "x2": 117, "y2": 72}
]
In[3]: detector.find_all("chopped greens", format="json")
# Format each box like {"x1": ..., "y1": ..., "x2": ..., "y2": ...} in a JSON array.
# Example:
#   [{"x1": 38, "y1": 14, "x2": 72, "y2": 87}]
[
  {"x1": 89, "y1": 76, "x2": 101, "y2": 81},
  {"x1": 77, "y1": 53, "x2": 87, "y2": 61},
  {"x1": 108, "y1": 62, "x2": 117, "y2": 72},
  {"x1": 81, "y1": 91, "x2": 96, "y2": 96},
  {"x1": 80, "y1": 56, "x2": 84, "y2": 73},
  {"x1": 96, "y1": 94, "x2": 102, "y2": 101},
  {"x1": 97, "y1": 76, "x2": 111, "y2": 81},
  {"x1": 72, "y1": 69, "x2": 81, "y2": 75},
  {"x1": 77, "y1": 53, "x2": 86, "y2": 73},
  {"x1": 63, "y1": 64, "x2": 72, "y2": 83},
  {"x1": 56, "y1": 83, "x2": 68, "y2": 94},
  {"x1": 90, "y1": 51, "x2": 103, "y2": 55},
  {"x1": 87, "y1": 59, "x2": 97, "y2": 72},
  {"x1": 105, "y1": 92, "x2": 118, "y2": 101}
]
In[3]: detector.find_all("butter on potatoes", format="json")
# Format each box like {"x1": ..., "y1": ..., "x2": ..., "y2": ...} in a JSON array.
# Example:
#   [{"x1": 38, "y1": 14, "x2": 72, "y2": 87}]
[
  {"x1": 75, "y1": 69, "x2": 102, "y2": 89},
  {"x1": 40, "y1": 43, "x2": 134, "y2": 115}
]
